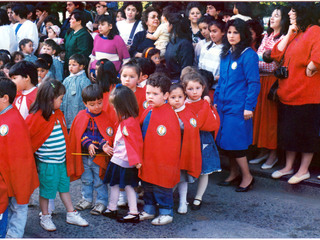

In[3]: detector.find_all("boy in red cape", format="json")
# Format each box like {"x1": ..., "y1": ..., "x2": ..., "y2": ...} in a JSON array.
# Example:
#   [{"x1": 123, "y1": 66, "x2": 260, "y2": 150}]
[
  {"x1": 0, "y1": 78, "x2": 39, "y2": 238},
  {"x1": 139, "y1": 73, "x2": 181, "y2": 226},
  {"x1": 70, "y1": 84, "x2": 114, "y2": 215},
  {"x1": 9, "y1": 61, "x2": 38, "y2": 119}
]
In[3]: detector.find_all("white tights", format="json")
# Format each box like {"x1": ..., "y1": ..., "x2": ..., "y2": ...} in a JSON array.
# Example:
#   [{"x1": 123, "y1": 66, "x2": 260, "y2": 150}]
[{"x1": 108, "y1": 185, "x2": 138, "y2": 214}]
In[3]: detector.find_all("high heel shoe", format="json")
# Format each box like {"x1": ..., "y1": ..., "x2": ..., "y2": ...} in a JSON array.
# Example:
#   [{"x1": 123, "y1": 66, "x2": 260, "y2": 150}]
[
  {"x1": 218, "y1": 176, "x2": 241, "y2": 186},
  {"x1": 235, "y1": 178, "x2": 255, "y2": 192}
]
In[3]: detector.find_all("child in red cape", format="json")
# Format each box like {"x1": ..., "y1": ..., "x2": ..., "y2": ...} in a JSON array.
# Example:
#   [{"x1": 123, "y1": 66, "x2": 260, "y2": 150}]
[
  {"x1": 102, "y1": 84, "x2": 143, "y2": 223},
  {"x1": 70, "y1": 84, "x2": 114, "y2": 216},
  {"x1": 168, "y1": 84, "x2": 202, "y2": 215},
  {"x1": 139, "y1": 73, "x2": 181, "y2": 226},
  {"x1": 182, "y1": 71, "x2": 221, "y2": 211},
  {"x1": 9, "y1": 61, "x2": 38, "y2": 119},
  {"x1": 0, "y1": 78, "x2": 39, "y2": 238},
  {"x1": 26, "y1": 79, "x2": 88, "y2": 232}
]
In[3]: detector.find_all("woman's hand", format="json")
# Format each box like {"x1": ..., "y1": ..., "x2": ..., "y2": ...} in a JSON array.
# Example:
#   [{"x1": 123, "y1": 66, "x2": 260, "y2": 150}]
[
  {"x1": 244, "y1": 110, "x2": 253, "y2": 120},
  {"x1": 135, "y1": 163, "x2": 142, "y2": 169},
  {"x1": 288, "y1": 24, "x2": 298, "y2": 36},
  {"x1": 306, "y1": 61, "x2": 318, "y2": 77},
  {"x1": 102, "y1": 143, "x2": 113, "y2": 156},
  {"x1": 88, "y1": 144, "x2": 98, "y2": 157}
]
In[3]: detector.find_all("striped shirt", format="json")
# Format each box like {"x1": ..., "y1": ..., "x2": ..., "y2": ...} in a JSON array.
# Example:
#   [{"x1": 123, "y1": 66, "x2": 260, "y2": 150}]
[{"x1": 35, "y1": 120, "x2": 66, "y2": 163}]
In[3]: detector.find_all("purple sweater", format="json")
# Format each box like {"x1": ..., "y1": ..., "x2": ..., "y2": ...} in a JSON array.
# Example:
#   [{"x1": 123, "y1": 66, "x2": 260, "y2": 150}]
[{"x1": 90, "y1": 34, "x2": 130, "y2": 72}]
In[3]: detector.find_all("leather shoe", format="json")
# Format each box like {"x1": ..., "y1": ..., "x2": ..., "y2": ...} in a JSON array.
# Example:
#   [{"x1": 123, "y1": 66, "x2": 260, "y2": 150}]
[
  {"x1": 102, "y1": 209, "x2": 117, "y2": 219},
  {"x1": 190, "y1": 199, "x2": 202, "y2": 210},
  {"x1": 271, "y1": 169, "x2": 294, "y2": 179},
  {"x1": 218, "y1": 176, "x2": 241, "y2": 186},
  {"x1": 249, "y1": 154, "x2": 268, "y2": 164},
  {"x1": 235, "y1": 178, "x2": 254, "y2": 192},
  {"x1": 288, "y1": 172, "x2": 310, "y2": 184},
  {"x1": 261, "y1": 158, "x2": 278, "y2": 170}
]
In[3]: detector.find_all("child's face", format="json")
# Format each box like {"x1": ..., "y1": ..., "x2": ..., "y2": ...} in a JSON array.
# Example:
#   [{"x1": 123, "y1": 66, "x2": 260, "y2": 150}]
[
  {"x1": 14, "y1": 55, "x2": 23, "y2": 63},
  {"x1": 210, "y1": 24, "x2": 225, "y2": 45},
  {"x1": 199, "y1": 22, "x2": 210, "y2": 41},
  {"x1": 146, "y1": 85, "x2": 168, "y2": 108},
  {"x1": 116, "y1": 12, "x2": 125, "y2": 22},
  {"x1": 84, "y1": 98, "x2": 103, "y2": 115},
  {"x1": 185, "y1": 81, "x2": 204, "y2": 101},
  {"x1": 37, "y1": 68, "x2": 48, "y2": 82},
  {"x1": 150, "y1": 53, "x2": 161, "y2": 65},
  {"x1": 168, "y1": 87, "x2": 185, "y2": 110},
  {"x1": 22, "y1": 42, "x2": 33, "y2": 54},
  {"x1": 53, "y1": 95, "x2": 64, "y2": 110},
  {"x1": 47, "y1": 28, "x2": 57, "y2": 39},
  {"x1": 188, "y1": 7, "x2": 202, "y2": 24},
  {"x1": 0, "y1": 94, "x2": 10, "y2": 112},
  {"x1": 98, "y1": 21, "x2": 112, "y2": 36},
  {"x1": 41, "y1": 45, "x2": 55, "y2": 56},
  {"x1": 11, "y1": 75, "x2": 28, "y2": 92},
  {"x1": 125, "y1": 5, "x2": 138, "y2": 21},
  {"x1": 96, "y1": 3, "x2": 108, "y2": 15},
  {"x1": 68, "y1": 59, "x2": 84, "y2": 74},
  {"x1": 120, "y1": 67, "x2": 139, "y2": 91},
  {"x1": 206, "y1": 5, "x2": 218, "y2": 18}
]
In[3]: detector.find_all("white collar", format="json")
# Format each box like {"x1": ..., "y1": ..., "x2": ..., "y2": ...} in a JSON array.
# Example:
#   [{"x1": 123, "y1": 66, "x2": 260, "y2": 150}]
[
  {"x1": 22, "y1": 86, "x2": 36, "y2": 95},
  {"x1": 70, "y1": 70, "x2": 85, "y2": 77},
  {"x1": 185, "y1": 97, "x2": 201, "y2": 103},
  {"x1": 174, "y1": 104, "x2": 186, "y2": 113}
]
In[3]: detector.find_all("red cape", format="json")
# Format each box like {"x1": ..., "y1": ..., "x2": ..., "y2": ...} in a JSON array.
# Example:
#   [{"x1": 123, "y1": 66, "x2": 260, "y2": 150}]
[
  {"x1": 0, "y1": 173, "x2": 8, "y2": 213},
  {"x1": 25, "y1": 109, "x2": 77, "y2": 181},
  {"x1": 69, "y1": 110, "x2": 115, "y2": 180},
  {"x1": 134, "y1": 87, "x2": 147, "y2": 120},
  {"x1": 176, "y1": 105, "x2": 202, "y2": 178},
  {"x1": 0, "y1": 107, "x2": 39, "y2": 209},
  {"x1": 14, "y1": 87, "x2": 38, "y2": 110},
  {"x1": 139, "y1": 104, "x2": 181, "y2": 188},
  {"x1": 119, "y1": 117, "x2": 143, "y2": 166},
  {"x1": 102, "y1": 85, "x2": 118, "y2": 128},
  {"x1": 186, "y1": 99, "x2": 220, "y2": 132}
]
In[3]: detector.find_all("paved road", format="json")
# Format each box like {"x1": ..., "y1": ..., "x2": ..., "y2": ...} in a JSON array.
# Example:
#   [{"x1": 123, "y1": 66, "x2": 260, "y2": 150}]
[{"x1": 24, "y1": 172, "x2": 320, "y2": 238}]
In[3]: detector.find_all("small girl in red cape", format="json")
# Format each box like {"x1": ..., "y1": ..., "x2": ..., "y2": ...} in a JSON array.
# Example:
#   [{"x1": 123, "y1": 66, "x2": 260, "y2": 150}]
[
  {"x1": 102, "y1": 84, "x2": 143, "y2": 223},
  {"x1": 26, "y1": 79, "x2": 88, "y2": 232},
  {"x1": 168, "y1": 84, "x2": 202, "y2": 215}
]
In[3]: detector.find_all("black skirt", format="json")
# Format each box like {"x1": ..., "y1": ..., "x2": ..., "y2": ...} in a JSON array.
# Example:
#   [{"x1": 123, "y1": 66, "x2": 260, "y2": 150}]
[
  {"x1": 278, "y1": 102, "x2": 320, "y2": 153},
  {"x1": 103, "y1": 162, "x2": 139, "y2": 188}
]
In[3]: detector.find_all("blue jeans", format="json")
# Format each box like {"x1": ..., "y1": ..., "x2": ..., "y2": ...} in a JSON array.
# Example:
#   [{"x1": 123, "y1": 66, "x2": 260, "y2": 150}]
[
  {"x1": 81, "y1": 156, "x2": 108, "y2": 206},
  {"x1": 142, "y1": 181, "x2": 173, "y2": 216},
  {"x1": 6, "y1": 197, "x2": 28, "y2": 238},
  {"x1": 0, "y1": 208, "x2": 8, "y2": 238}
]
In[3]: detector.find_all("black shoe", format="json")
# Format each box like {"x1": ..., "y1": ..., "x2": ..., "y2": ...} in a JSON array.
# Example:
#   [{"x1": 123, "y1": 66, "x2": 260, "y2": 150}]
[
  {"x1": 190, "y1": 199, "x2": 202, "y2": 211},
  {"x1": 218, "y1": 176, "x2": 241, "y2": 186},
  {"x1": 235, "y1": 178, "x2": 255, "y2": 192},
  {"x1": 102, "y1": 209, "x2": 118, "y2": 219},
  {"x1": 117, "y1": 214, "x2": 140, "y2": 223}
]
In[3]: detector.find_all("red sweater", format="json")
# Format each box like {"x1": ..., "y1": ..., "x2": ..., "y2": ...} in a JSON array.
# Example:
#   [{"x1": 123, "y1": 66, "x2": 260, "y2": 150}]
[{"x1": 271, "y1": 25, "x2": 320, "y2": 105}]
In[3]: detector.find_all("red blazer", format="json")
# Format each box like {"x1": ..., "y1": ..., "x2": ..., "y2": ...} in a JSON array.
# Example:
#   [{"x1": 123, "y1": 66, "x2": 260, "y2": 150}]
[
  {"x1": 25, "y1": 109, "x2": 77, "y2": 181},
  {"x1": 69, "y1": 110, "x2": 115, "y2": 180},
  {"x1": 139, "y1": 104, "x2": 181, "y2": 188},
  {"x1": 176, "y1": 105, "x2": 202, "y2": 178},
  {"x1": 134, "y1": 87, "x2": 147, "y2": 120},
  {"x1": 0, "y1": 107, "x2": 39, "y2": 211},
  {"x1": 118, "y1": 117, "x2": 143, "y2": 166}
]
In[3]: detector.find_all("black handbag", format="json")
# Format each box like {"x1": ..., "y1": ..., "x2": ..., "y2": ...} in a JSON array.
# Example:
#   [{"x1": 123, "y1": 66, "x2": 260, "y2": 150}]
[{"x1": 267, "y1": 79, "x2": 279, "y2": 102}]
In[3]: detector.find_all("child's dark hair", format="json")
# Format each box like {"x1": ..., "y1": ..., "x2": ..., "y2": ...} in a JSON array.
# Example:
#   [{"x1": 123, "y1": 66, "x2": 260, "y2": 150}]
[
  {"x1": 0, "y1": 77, "x2": 17, "y2": 104},
  {"x1": 19, "y1": 38, "x2": 33, "y2": 51},
  {"x1": 198, "y1": 69, "x2": 214, "y2": 90},
  {"x1": 142, "y1": 47, "x2": 160, "y2": 60},
  {"x1": 116, "y1": 7, "x2": 125, "y2": 19},
  {"x1": 29, "y1": 79, "x2": 66, "y2": 120},
  {"x1": 44, "y1": 39, "x2": 61, "y2": 55},
  {"x1": 9, "y1": 61, "x2": 38, "y2": 86},
  {"x1": 35, "y1": 58, "x2": 50, "y2": 70},
  {"x1": 131, "y1": 57, "x2": 156, "y2": 77},
  {"x1": 147, "y1": 72, "x2": 171, "y2": 94},
  {"x1": 12, "y1": 51, "x2": 24, "y2": 61},
  {"x1": 120, "y1": 60, "x2": 141, "y2": 77},
  {"x1": 82, "y1": 84, "x2": 103, "y2": 103},
  {"x1": 69, "y1": 53, "x2": 87, "y2": 67},
  {"x1": 197, "y1": 15, "x2": 215, "y2": 26},
  {"x1": 207, "y1": 19, "x2": 225, "y2": 49},
  {"x1": 0, "y1": 53, "x2": 10, "y2": 68},
  {"x1": 12, "y1": 3, "x2": 28, "y2": 19},
  {"x1": 109, "y1": 84, "x2": 139, "y2": 120},
  {"x1": 4, "y1": 62, "x2": 14, "y2": 70},
  {"x1": 96, "y1": 59, "x2": 119, "y2": 93},
  {"x1": 38, "y1": 53, "x2": 53, "y2": 68},
  {"x1": 97, "y1": 15, "x2": 119, "y2": 40},
  {"x1": 182, "y1": 71, "x2": 208, "y2": 98},
  {"x1": 169, "y1": 83, "x2": 185, "y2": 95}
]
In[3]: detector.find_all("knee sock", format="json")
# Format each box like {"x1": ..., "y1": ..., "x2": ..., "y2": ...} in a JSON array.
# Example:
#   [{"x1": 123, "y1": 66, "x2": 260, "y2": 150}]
[
  {"x1": 48, "y1": 199, "x2": 55, "y2": 214},
  {"x1": 125, "y1": 186, "x2": 138, "y2": 215},
  {"x1": 194, "y1": 175, "x2": 209, "y2": 204},
  {"x1": 108, "y1": 185, "x2": 120, "y2": 211},
  {"x1": 178, "y1": 182, "x2": 188, "y2": 205}
]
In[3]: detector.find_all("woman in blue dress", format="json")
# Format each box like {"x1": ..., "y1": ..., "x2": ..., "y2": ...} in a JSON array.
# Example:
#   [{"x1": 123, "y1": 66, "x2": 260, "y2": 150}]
[{"x1": 214, "y1": 19, "x2": 260, "y2": 192}]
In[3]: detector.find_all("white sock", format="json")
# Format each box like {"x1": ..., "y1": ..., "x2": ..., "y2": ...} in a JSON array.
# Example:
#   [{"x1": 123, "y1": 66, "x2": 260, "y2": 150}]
[
  {"x1": 178, "y1": 182, "x2": 188, "y2": 205},
  {"x1": 48, "y1": 199, "x2": 55, "y2": 214}
]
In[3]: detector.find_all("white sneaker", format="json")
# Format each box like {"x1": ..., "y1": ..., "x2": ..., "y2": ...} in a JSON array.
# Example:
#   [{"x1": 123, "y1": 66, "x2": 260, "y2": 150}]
[
  {"x1": 139, "y1": 211, "x2": 155, "y2": 220},
  {"x1": 151, "y1": 215, "x2": 173, "y2": 226},
  {"x1": 75, "y1": 199, "x2": 92, "y2": 211},
  {"x1": 90, "y1": 203, "x2": 106, "y2": 215},
  {"x1": 117, "y1": 191, "x2": 128, "y2": 207},
  {"x1": 66, "y1": 211, "x2": 89, "y2": 227},
  {"x1": 177, "y1": 202, "x2": 188, "y2": 214},
  {"x1": 40, "y1": 214, "x2": 56, "y2": 231}
]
